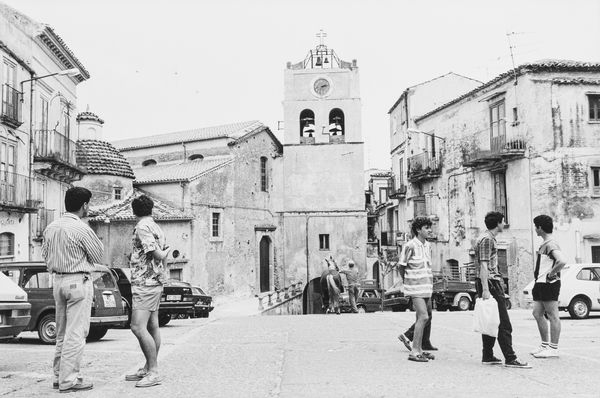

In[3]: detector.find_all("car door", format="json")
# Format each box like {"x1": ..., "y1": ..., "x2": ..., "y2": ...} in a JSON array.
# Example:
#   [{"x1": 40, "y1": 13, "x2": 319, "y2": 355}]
[
  {"x1": 21, "y1": 267, "x2": 54, "y2": 330},
  {"x1": 91, "y1": 271, "x2": 123, "y2": 318},
  {"x1": 591, "y1": 267, "x2": 600, "y2": 310},
  {"x1": 360, "y1": 289, "x2": 381, "y2": 311}
]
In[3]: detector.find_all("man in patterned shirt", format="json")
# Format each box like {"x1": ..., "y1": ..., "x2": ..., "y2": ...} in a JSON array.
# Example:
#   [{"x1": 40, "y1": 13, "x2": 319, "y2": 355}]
[
  {"x1": 126, "y1": 195, "x2": 170, "y2": 388},
  {"x1": 475, "y1": 211, "x2": 530, "y2": 368}
]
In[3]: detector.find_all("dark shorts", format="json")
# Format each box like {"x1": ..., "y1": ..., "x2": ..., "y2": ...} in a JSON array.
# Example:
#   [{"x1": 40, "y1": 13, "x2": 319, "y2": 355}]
[{"x1": 532, "y1": 281, "x2": 561, "y2": 302}]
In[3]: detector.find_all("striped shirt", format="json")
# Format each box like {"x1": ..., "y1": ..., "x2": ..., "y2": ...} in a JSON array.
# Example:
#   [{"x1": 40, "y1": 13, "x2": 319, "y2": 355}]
[
  {"x1": 400, "y1": 237, "x2": 433, "y2": 298},
  {"x1": 42, "y1": 213, "x2": 104, "y2": 274}
]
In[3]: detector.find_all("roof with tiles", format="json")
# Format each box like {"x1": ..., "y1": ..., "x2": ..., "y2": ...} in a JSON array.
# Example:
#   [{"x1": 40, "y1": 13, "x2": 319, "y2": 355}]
[
  {"x1": 415, "y1": 60, "x2": 600, "y2": 122},
  {"x1": 88, "y1": 189, "x2": 193, "y2": 223},
  {"x1": 76, "y1": 140, "x2": 135, "y2": 178},
  {"x1": 112, "y1": 120, "x2": 266, "y2": 151},
  {"x1": 133, "y1": 155, "x2": 234, "y2": 185},
  {"x1": 76, "y1": 111, "x2": 104, "y2": 124}
]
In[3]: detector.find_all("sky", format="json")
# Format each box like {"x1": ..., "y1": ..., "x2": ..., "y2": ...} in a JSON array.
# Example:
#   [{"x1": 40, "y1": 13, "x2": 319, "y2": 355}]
[{"x1": 4, "y1": 0, "x2": 600, "y2": 169}]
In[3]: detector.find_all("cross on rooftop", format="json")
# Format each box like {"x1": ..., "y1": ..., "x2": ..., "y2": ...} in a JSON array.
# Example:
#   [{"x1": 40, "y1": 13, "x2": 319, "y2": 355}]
[{"x1": 316, "y1": 29, "x2": 327, "y2": 46}]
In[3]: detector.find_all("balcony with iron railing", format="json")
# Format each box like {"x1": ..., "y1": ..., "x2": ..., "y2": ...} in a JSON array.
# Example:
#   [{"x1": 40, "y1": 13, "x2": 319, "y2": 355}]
[
  {"x1": 33, "y1": 129, "x2": 85, "y2": 182},
  {"x1": 407, "y1": 151, "x2": 443, "y2": 182},
  {"x1": 1, "y1": 84, "x2": 23, "y2": 128},
  {"x1": 0, "y1": 171, "x2": 42, "y2": 212},
  {"x1": 387, "y1": 177, "x2": 407, "y2": 199},
  {"x1": 462, "y1": 128, "x2": 526, "y2": 167}
]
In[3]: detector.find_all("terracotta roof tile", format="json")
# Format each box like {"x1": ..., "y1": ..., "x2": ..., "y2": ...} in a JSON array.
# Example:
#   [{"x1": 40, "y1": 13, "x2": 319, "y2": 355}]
[
  {"x1": 415, "y1": 60, "x2": 600, "y2": 122},
  {"x1": 112, "y1": 121, "x2": 264, "y2": 151},
  {"x1": 88, "y1": 189, "x2": 192, "y2": 223},
  {"x1": 76, "y1": 140, "x2": 135, "y2": 178},
  {"x1": 133, "y1": 155, "x2": 233, "y2": 184}
]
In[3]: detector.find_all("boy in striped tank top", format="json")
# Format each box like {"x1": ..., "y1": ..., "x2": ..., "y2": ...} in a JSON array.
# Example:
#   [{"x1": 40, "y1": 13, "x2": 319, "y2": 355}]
[{"x1": 399, "y1": 217, "x2": 434, "y2": 362}]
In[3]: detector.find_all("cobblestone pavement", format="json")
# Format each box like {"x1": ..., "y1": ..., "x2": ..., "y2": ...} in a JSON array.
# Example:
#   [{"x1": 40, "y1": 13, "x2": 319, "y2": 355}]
[{"x1": 1, "y1": 308, "x2": 599, "y2": 398}]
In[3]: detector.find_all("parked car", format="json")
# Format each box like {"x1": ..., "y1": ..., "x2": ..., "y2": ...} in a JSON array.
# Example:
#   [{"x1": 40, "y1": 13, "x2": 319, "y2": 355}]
[
  {"x1": 339, "y1": 279, "x2": 385, "y2": 313},
  {"x1": 0, "y1": 271, "x2": 31, "y2": 340},
  {"x1": 110, "y1": 268, "x2": 198, "y2": 326},
  {"x1": 190, "y1": 286, "x2": 213, "y2": 318},
  {"x1": 383, "y1": 280, "x2": 411, "y2": 312},
  {"x1": 523, "y1": 263, "x2": 600, "y2": 319},
  {"x1": 0, "y1": 262, "x2": 128, "y2": 343}
]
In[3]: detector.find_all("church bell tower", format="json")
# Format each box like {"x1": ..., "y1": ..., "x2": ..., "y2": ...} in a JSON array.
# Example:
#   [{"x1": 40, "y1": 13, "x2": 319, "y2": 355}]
[{"x1": 280, "y1": 32, "x2": 366, "y2": 306}]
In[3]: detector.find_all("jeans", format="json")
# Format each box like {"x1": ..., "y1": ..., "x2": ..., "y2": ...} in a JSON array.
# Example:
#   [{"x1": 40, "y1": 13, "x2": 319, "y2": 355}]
[
  {"x1": 347, "y1": 285, "x2": 359, "y2": 312},
  {"x1": 53, "y1": 274, "x2": 93, "y2": 389},
  {"x1": 475, "y1": 278, "x2": 516, "y2": 362},
  {"x1": 404, "y1": 297, "x2": 433, "y2": 346}
]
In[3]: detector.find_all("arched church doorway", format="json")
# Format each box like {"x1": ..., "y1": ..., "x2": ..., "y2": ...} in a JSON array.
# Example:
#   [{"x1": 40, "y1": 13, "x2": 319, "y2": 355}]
[
  {"x1": 259, "y1": 236, "x2": 271, "y2": 292},
  {"x1": 302, "y1": 277, "x2": 325, "y2": 314}
]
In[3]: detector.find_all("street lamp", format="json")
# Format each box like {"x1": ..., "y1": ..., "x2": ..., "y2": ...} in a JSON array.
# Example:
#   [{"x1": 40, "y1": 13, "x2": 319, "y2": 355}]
[
  {"x1": 20, "y1": 68, "x2": 80, "y2": 94},
  {"x1": 406, "y1": 128, "x2": 446, "y2": 143}
]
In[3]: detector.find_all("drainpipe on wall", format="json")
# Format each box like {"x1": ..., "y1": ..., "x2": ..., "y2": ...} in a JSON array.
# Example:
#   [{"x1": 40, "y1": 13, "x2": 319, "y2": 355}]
[
  {"x1": 27, "y1": 72, "x2": 35, "y2": 261},
  {"x1": 575, "y1": 229, "x2": 582, "y2": 263}
]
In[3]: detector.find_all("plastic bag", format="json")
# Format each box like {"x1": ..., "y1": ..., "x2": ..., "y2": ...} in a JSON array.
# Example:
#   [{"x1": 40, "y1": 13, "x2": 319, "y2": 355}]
[{"x1": 472, "y1": 297, "x2": 500, "y2": 337}]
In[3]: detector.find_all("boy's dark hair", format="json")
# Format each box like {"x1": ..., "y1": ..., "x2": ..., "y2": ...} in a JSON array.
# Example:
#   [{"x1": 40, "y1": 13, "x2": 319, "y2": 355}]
[
  {"x1": 533, "y1": 214, "x2": 553, "y2": 233},
  {"x1": 484, "y1": 211, "x2": 504, "y2": 230},
  {"x1": 411, "y1": 216, "x2": 432, "y2": 236},
  {"x1": 65, "y1": 187, "x2": 92, "y2": 212},
  {"x1": 131, "y1": 195, "x2": 154, "y2": 217}
]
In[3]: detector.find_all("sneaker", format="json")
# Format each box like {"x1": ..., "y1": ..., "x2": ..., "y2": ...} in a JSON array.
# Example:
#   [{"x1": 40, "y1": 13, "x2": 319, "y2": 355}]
[
  {"x1": 59, "y1": 381, "x2": 93, "y2": 393},
  {"x1": 135, "y1": 373, "x2": 162, "y2": 388},
  {"x1": 482, "y1": 356, "x2": 503, "y2": 365},
  {"x1": 533, "y1": 348, "x2": 559, "y2": 358},
  {"x1": 530, "y1": 345, "x2": 547, "y2": 356},
  {"x1": 504, "y1": 358, "x2": 532, "y2": 369},
  {"x1": 125, "y1": 368, "x2": 148, "y2": 381},
  {"x1": 398, "y1": 334, "x2": 412, "y2": 351}
]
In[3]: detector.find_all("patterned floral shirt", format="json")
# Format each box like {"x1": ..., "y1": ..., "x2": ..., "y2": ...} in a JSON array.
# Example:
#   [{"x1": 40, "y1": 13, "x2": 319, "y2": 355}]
[{"x1": 130, "y1": 216, "x2": 166, "y2": 286}]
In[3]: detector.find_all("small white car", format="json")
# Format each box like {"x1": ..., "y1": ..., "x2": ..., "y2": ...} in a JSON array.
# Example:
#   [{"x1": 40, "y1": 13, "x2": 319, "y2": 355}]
[{"x1": 522, "y1": 263, "x2": 600, "y2": 319}]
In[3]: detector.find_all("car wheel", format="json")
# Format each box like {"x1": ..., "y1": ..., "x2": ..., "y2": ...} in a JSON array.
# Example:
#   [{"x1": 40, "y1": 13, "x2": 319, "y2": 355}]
[
  {"x1": 87, "y1": 327, "x2": 108, "y2": 342},
  {"x1": 457, "y1": 297, "x2": 471, "y2": 311},
  {"x1": 357, "y1": 306, "x2": 366, "y2": 314},
  {"x1": 38, "y1": 313, "x2": 56, "y2": 344},
  {"x1": 158, "y1": 312, "x2": 171, "y2": 327},
  {"x1": 568, "y1": 296, "x2": 590, "y2": 319}
]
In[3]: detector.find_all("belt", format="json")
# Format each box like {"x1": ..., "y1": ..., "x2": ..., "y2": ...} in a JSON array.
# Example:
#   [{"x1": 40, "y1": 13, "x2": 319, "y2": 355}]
[{"x1": 52, "y1": 271, "x2": 91, "y2": 275}]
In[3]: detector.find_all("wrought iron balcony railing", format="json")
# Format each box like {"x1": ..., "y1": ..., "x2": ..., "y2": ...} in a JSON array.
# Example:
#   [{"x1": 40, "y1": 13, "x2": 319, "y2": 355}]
[
  {"x1": 33, "y1": 129, "x2": 78, "y2": 166},
  {"x1": 408, "y1": 151, "x2": 443, "y2": 182},
  {"x1": 463, "y1": 130, "x2": 526, "y2": 167},
  {"x1": 387, "y1": 177, "x2": 407, "y2": 199},
  {"x1": 1, "y1": 84, "x2": 23, "y2": 128},
  {"x1": 0, "y1": 171, "x2": 41, "y2": 210}
]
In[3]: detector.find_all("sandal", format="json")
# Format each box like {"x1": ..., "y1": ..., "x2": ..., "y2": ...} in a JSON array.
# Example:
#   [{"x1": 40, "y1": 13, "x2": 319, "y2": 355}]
[
  {"x1": 408, "y1": 353, "x2": 429, "y2": 362},
  {"x1": 423, "y1": 352, "x2": 435, "y2": 360}
]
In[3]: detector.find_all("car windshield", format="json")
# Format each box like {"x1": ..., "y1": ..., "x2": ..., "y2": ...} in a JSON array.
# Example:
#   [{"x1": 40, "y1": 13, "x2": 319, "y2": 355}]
[{"x1": 93, "y1": 272, "x2": 116, "y2": 289}]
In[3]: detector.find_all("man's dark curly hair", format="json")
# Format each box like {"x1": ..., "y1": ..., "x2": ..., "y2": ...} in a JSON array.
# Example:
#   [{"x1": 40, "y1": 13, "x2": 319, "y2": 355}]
[
  {"x1": 484, "y1": 211, "x2": 504, "y2": 230},
  {"x1": 131, "y1": 195, "x2": 154, "y2": 217},
  {"x1": 533, "y1": 214, "x2": 553, "y2": 233},
  {"x1": 411, "y1": 216, "x2": 432, "y2": 236}
]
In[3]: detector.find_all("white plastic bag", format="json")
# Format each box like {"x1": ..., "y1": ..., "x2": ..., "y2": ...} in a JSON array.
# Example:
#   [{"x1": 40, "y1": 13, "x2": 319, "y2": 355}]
[{"x1": 472, "y1": 297, "x2": 500, "y2": 337}]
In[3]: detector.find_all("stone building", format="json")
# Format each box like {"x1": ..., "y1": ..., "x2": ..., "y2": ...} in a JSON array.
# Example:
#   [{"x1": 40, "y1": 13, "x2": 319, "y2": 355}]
[
  {"x1": 0, "y1": 3, "x2": 89, "y2": 262},
  {"x1": 112, "y1": 121, "x2": 283, "y2": 296},
  {"x1": 392, "y1": 60, "x2": 600, "y2": 306}
]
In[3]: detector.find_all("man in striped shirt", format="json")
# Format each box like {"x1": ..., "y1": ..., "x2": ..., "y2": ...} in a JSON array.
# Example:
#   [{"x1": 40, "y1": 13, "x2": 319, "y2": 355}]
[
  {"x1": 398, "y1": 217, "x2": 434, "y2": 363},
  {"x1": 42, "y1": 187, "x2": 104, "y2": 393}
]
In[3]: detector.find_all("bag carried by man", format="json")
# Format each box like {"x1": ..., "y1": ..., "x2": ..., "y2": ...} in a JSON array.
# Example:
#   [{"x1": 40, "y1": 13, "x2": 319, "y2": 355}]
[{"x1": 472, "y1": 297, "x2": 500, "y2": 337}]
